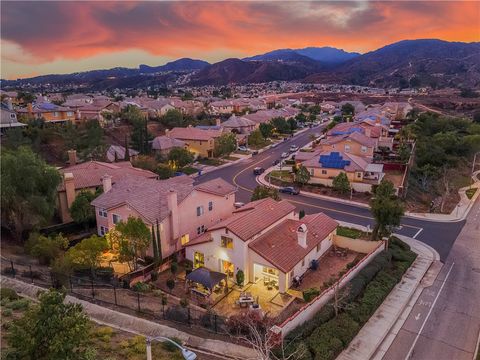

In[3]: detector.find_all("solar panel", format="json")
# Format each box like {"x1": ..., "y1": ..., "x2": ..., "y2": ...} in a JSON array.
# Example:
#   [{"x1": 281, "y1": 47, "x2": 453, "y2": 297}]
[{"x1": 319, "y1": 152, "x2": 351, "y2": 169}]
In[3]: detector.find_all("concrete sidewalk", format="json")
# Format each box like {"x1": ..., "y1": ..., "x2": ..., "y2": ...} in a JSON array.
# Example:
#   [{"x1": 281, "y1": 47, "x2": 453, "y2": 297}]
[
  {"x1": 1, "y1": 277, "x2": 257, "y2": 360},
  {"x1": 336, "y1": 232, "x2": 440, "y2": 360}
]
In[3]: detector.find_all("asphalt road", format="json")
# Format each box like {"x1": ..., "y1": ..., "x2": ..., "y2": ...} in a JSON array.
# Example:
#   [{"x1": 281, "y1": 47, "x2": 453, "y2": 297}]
[
  {"x1": 196, "y1": 125, "x2": 465, "y2": 261},
  {"x1": 382, "y1": 195, "x2": 480, "y2": 360}
]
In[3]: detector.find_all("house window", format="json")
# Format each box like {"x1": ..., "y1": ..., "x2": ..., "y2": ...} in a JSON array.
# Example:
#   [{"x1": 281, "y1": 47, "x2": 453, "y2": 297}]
[
  {"x1": 344, "y1": 144, "x2": 351, "y2": 152},
  {"x1": 112, "y1": 214, "x2": 121, "y2": 224},
  {"x1": 356, "y1": 172, "x2": 362, "y2": 178},
  {"x1": 196, "y1": 206, "x2": 204, "y2": 216},
  {"x1": 98, "y1": 208, "x2": 107, "y2": 217},
  {"x1": 310, "y1": 168, "x2": 314, "y2": 176},
  {"x1": 361, "y1": 146, "x2": 367, "y2": 153},
  {"x1": 197, "y1": 225, "x2": 205, "y2": 235},
  {"x1": 321, "y1": 170, "x2": 327, "y2": 175},
  {"x1": 194, "y1": 252, "x2": 204, "y2": 268},
  {"x1": 67, "y1": 111, "x2": 74, "y2": 116},
  {"x1": 100, "y1": 226, "x2": 108, "y2": 236},
  {"x1": 181, "y1": 234, "x2": 190, "y2": 245},
  {"x1": 302, "y1": 259, "x2": 305, "y2": 267},
  {"x1": 316, "y1": 243, "x2": 321, "y2": 252},
  {"x1": 220, "y1": 236, "x2": 234, "y2": 249},
  {"x1": 53, "y1": 112, "x2": 59, "y2": 117},
  {"x1": 208, "y1": 201, "x2": 213, "y2": 211}
]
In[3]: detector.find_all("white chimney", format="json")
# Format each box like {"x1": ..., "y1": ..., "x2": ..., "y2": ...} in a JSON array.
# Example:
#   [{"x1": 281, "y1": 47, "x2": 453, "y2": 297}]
[
  {"x1": 167, "y1": 190, "x2": 179, "y2": 241},
  {"x1": 67, "y1": 149, "x2": 77, "y2": 165},
  {"x1": 297, "y1": 223, "x2": 308, "y2": 248},
  {"x1": 102, "y1": 174, "x2": 112, "y2": 193}
]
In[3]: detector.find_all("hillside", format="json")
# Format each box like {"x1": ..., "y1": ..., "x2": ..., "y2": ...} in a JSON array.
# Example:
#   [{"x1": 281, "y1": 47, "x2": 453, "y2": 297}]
[{"x1": 305, "y1": 39, "x2": 480, "y2": 88}]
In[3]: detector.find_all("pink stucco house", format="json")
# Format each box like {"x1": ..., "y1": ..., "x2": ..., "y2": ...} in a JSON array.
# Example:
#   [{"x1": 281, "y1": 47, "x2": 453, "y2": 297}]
[{"x1": 91, "y1": 175, "x2": 237, "y2": 260}]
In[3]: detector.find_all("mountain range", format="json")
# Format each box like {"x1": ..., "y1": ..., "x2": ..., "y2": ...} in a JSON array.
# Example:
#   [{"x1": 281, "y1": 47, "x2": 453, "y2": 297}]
[{"x1": 2, "y1": 39, "x2": 479, "y2": 90}]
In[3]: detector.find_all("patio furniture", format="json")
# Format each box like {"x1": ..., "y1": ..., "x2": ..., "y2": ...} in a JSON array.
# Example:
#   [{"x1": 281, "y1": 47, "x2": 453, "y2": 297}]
[
  {"x1": 191, "y1": 288, "x2": 209, "y2": 298},
  {"x1": 238, "y1": 292, "x2": 255, "y2": 308}
]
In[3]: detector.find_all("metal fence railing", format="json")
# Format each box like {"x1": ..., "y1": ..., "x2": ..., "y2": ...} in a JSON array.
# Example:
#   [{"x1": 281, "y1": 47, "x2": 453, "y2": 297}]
[{"x1": 1, "y1": 257, "x2": 228, "y2": 334}]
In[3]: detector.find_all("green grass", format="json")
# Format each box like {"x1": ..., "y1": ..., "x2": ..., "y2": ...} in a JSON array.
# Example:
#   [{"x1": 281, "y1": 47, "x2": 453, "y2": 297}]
[
  {"x1": 466, "y1": 188, "x2": 477, "y2": 200},
  {"x1": 269, "y1": 170, "x2": 294, "y2": 182},
  {"x1": 180, "y1": 166, "x2": 198, "y2": 175},
  {"x1": 336, "y1": 226, "x2": 364, "y2": 239}
]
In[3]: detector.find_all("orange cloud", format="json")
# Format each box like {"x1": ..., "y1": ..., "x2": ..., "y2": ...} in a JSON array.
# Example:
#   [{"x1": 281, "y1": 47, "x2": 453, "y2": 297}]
[{"x1": 1, "y1": 1, "x2": 479, "y2": 78}]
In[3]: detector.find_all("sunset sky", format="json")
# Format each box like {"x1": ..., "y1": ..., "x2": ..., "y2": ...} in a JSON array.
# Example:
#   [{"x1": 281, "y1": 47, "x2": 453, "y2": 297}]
[{"x1": 1, "y1": 1, "x2": 479, "y2": 79}]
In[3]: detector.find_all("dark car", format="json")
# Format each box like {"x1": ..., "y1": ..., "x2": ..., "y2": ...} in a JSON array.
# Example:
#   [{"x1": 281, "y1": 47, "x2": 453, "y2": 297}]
[
  {"x1": 252, "y1": 150, "x2": 259, "y2": 156},
  {"x1": 279, "y1": 186, "x2": 300, "y2": 195},
  {"x1": 253, "y1": 167, "x2": 265, "y2": 175},
  {"x1": 272, "y1": 159, "x2": 280, "y2": 166}
]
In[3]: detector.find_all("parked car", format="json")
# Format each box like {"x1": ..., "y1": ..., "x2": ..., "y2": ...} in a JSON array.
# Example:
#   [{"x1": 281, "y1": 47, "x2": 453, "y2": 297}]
[
  {"x1": 290, "y1": 145, "x2": 299, "y2": 152},
  {"x1": 237, "y1": 146, "x2": 248, "y2": 152},
  {"x1": 279, "y1": 186, "x2": 300, "y2": 195},
  {"x1": 253, "y1": 167, "x2": 265, "y2": 175},
  {"x1": 252, "y1": 150, "x2": 259, "y2": 155},
  {"x1": 281, "y1": 152, "x2": 289, "y2": 158},
  {"x1": 272, "y1": 159, "x2": 280, "y2": 166}
]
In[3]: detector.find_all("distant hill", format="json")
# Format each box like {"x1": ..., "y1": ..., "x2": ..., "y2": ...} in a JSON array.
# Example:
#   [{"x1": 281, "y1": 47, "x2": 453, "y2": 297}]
[
  {"x1": 139, "y1": 58, "x2": 210, "y2": 73},
  {"x1": 244, "y1": 47, "x2": 359, "y2": 65},
  {"x1": 189, "y1": 57, "x2": 322, "y2": 86},
  {"x1": 305, "y1": 39, "x2": 480, "y2": 88}
]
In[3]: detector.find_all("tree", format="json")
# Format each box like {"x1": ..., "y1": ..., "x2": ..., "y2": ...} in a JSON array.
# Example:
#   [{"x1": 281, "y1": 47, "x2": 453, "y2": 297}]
[
  {"x1": 17, "y1": 91, "x2": 35, "y2": 104},
  {"x1": 26, "y1": 232, "x2": 69, "y2": 266},
  {"x1": 121, "y1": 104, "x2": 145, "y2": 125},
  {"x1": 414, "y1": 164, "x2": 438, "y2": 191},
  {"x1": 156, "y1": 219, "x2": 163, "y2": 266},
  {"x1": 287, "y1": 118, "x2": 298, "y2": 132},
  {"x1": 332, "y1": 172, "x2": 351, "y2": 195},
  {"x1": 370, "y1": 180, "x2": 405, "y2": 240},
  {"x1": 151, "y1": 226, "x2": 159, "y2": 267},
  {"x1": 161, "y1": 109, "x2": 186, "y2": 128},
  {"x1": 397, "y1": 143, "x2": 411, "y2": 163},
  {"x1": 473, "y1": 110, "x2": 480, "y2": 124},
  {"x1": 236, "y1": 269, "x2": 245, "y2": 286},
  {"x1": 341, "y1": 103, "x2": 355, "y2": 117},
  {"x1": 1, "y1": 147, "x2": 61, "y2": 241},
  {"x1": 70, "y1": 191, "x2": 97, "y2": 228},
  {"x1": 66, "y1": 235, "x2": 109, "y2": 277},
  {"x1": 6, "y1": 289, "x2": 94, "y2": 360},
  {"x1": 251, "y1": 186, "x2": 280, "y2": 201},
  {"x1": 214, "y1": 132, "x2": 237, "y2": 157},
  {"x1": 409, "y1": 75, "x2": 421, "y2": 88},
  {"x1": 248, "y1": 129, "x2": 265, "y2": 148},
  {"x1": 115, "y1": 217, "x2": 151, "y2": 270},
  {"x1": 259, "y1": 123, "x2": 274, "y2": 139},
  {"x1": 295, "y1": 113, "x2": 307, "y2": 123},
  {"x1": 271, "y1": 117, "x2": 291, "y2": 134},
  {"x1": 295, "y1": 165, "x2": 311, "y2": 186},
  {"x1": 168, "y1": 147, "x2": 194, "y2": 168},
  {"x1": 78, "y1": 120, "x2": 106, "y2": 160},
  {"x1": 130, "y1": 118, "x2": 153, "y2": 154}
]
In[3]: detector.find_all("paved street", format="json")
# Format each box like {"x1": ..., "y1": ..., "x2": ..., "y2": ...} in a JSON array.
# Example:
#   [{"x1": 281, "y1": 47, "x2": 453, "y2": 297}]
[
  {"x1": 196, "y1": 125, "x2": 465, "y2": 261},
  {"x1": 382, "y1": 195, "x2": 480, "y2": 360}
]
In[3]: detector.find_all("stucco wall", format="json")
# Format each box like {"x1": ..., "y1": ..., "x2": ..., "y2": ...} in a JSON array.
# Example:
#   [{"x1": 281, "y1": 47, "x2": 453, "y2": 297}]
[
  {"x1": 333, "y1": 235, "x2": 383, "y2": 254},
  {"x1": 307, "y1": 176, "x2": 373, "y2": 192},
  {"x1": 321, "y1": 141, "x2": 375, "y2": 157}
]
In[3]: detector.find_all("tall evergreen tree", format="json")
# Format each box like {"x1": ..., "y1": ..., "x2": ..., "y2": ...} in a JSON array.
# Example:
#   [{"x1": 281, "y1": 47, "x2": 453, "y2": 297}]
[
  {"x1": 124, "y1": 134, "x2": 130, "y2": 161},
  {"x1": 156, "y1": 220, "x2": 162, "y2": 265},
  {"x1": 151, "y1": 226, "x2": 159, "y2": 266}
]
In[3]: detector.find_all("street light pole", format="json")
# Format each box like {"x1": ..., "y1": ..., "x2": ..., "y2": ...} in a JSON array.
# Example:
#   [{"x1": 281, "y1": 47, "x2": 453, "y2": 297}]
[{"x1": 146, "y1": 336, "x2": 197, "y2": 360}]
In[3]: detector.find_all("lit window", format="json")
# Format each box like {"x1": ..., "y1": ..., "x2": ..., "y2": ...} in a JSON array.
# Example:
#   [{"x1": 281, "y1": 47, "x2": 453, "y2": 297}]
[
  {"x1": 99, "y1": 208, "x2": 107, "y2": 217},
  {"x1": 112, "y1": 214, "x2": 121, "y2": 224},
  {"x1": 100, "y1": 226, "x2": 108, "y2": 236},
  {"x1": 344, "y1": 145, "x2": 351, "y2": 152},
  {"x1": 361, "y1": 146, "x2": 367, "y2": 153},
  {"x1": 220, "y1": 236, "x2": 234, "y2": 249},
  {"x1": 208, "y1": 201, "x2": 213, "y2": 211},
  {"x1": 181, "y1": 234, "x2": 190, "y2": 245},
  {"x1": 53, "y1": 112, "x2": 59, "y2": 117},
  {"x1": 67, "y1": 111, "x2": 74, "y2": 116},
  {"x1": 196, "y1": 206, "x2": 204, "y2": 216}
]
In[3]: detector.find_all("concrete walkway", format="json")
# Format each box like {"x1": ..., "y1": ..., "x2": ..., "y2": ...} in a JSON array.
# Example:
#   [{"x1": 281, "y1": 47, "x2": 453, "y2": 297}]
[
  {"x1": 336, "y1": 231, "x2": 440, "y2": 360},
  {"x1": 1, "y1": 277, "x2": 258, "y2": 360}
]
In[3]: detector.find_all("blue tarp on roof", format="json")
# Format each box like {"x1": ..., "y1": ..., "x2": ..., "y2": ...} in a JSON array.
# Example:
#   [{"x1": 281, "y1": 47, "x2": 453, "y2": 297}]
[{"x1": 319, "y1": 152, "x2": 351, "y2": 169}]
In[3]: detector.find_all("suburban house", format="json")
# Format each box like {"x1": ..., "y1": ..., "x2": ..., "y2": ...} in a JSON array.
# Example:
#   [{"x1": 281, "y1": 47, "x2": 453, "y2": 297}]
[
  {"x1": 151, "y1": 135, "x2": 187, "y2": 156},
  {"x1": 0, "y1": 102, "x2": 26, "y2": 132},
  {"x1": 91, "y1": 176, "x2": 237, "y2": 260},
  {"x1": 327, "y1": 120, "x2": 389, "y2": 140},
  {"x1": 222, "y1": 114, "x2": 257, "y2": 134},
  {"x1": 301, "y1": 150, "x2": 385, "y2": 192},
  {"x1": 165, "y1": 126, "x2": 222, "y2": 158},
  {"x1": 106, "y1": 145, "x2": 139, "y2": 162},
  {"x1": 17, "y1": 102, "x2": 76, "y2": 123},
  {"x1": 58, "y1": 154, "x2": 157, "y2": 223},
  {"x1": 319, "y1": 131, "x2": 377, "y2": 158},
  {"x1": 242, "y1": 108, "x2": 299, "y2": 125},
  {"x1": 184, "y1": 198, "x2": 338, "y2": 293}
]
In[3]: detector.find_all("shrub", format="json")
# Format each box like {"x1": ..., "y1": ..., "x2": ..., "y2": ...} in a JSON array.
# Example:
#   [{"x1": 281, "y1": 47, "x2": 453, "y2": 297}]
[
  {"x1": 307, "y1": 332, "x2": 343, "y2": 360},
  {"x1": 95, "y1": 267, "x2": 114, "y2": 281},
  {"x1": 302, "y1": 287, "x2": 320, "y2": 302},
  {"x1": 170, "y1": 262, "x2": 178, "y2": 276},
  {"x1": 166, "y1": 279, "x2": 175, "y2": 291},
  {"x1": 161, "y1": 337, "x2": 183, "y2": 352},
  {"x1": 2, "y1": 308, "x2": 13, "y2": 317},
  {"x1": 0, "y1": 288, "x2": 18, "y2": 301},
  {"x1": 6, "y1": 298, "x2": 30, "y2": 311},
  {"x1": 132, "y1": 282, "x2": 151, "y2": 293},
  {"x1": 180, "y1": 297, "x2": 189, "y2": 308},
  {"x1": 93, "y1": 326, "x2": 114, "y2": 343},
  {"x1": 236, "y1": 270, "x2": 245, "y2": 286}
]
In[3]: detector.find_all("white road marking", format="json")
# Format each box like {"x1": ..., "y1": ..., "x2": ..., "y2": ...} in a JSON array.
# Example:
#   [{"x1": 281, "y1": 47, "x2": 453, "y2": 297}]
[
  {"x1": 414, "y1": 313, "x2": 421, "y2": 321},
  {"x1": 413, "y1": 228, "x2": 423, "y2": 239},
  {"x1": 404, "y1": 262, "x2": 455, "y2": 360}
]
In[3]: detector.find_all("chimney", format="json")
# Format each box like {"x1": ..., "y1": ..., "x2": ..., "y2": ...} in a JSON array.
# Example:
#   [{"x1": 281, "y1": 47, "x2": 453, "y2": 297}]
[
  {"x1": 67, "y1": 149, "x2": 77, "y2": 165},
  {"x1": 215, "y1": 118, "x2": 221, "y2": 127},
  {"x1": 297, "y1": 223, "x2": 308, "y2": 249},
  {"x1": 102, "y1": 174, "x2": 112, "y2": 193},
  {"x1": 167, "y1": 190, "x2": 180, "y2": 241},
  {"x1": 64, "y1": 173, "x2": 76, "y2": 222},
  {"x1": 6, "y1": 98, "x2": 13, "y2": 110}
]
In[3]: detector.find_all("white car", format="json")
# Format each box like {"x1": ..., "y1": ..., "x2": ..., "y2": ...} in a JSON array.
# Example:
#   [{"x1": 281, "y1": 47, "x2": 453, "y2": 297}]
[
  {"x1": 281, "y1": 152, "x2": 289, "y2": 158},
  {"x1": 271, "y1": 142, "x2": 278, "y2": 148},
  {"x1": 290, "y1": 145, "x2": 299, "y2": 153}
]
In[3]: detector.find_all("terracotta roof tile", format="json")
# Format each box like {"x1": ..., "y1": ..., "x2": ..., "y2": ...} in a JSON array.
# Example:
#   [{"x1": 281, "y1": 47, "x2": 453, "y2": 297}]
[
  {"x1": 195, "y1": 178, "x2": 236, "y2": 196},
  {"x1": 166, "y1": 127, "x2": 222, "y2": 141},
  {"x1": 249, "y1": 213, "x2": 338, "y2": 272}
]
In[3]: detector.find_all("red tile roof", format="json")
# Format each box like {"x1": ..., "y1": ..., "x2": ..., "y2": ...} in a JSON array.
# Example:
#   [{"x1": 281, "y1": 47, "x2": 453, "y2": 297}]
[
  {"x1": 58, "y1": 161, "x2": 157, "y2": 191},
  {"x1": 166, "y1": 126, "x2": 222, "y2": 141},
  {"x1": 208, "y1": 198, "x2": 295, "y2": 241},
  {"x1": 249, "y1": 213, "x2": 338, "y2": 273},
  {"x1": 195, "y1": 178, "x2": 237, "y2": 196}
]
